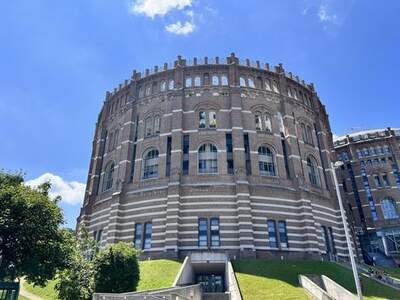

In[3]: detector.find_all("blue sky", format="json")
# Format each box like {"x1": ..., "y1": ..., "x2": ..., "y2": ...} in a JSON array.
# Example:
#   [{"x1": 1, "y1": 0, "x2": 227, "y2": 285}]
[{"x1": 1, "y1": 0, "x2": 399, "y2": 228}]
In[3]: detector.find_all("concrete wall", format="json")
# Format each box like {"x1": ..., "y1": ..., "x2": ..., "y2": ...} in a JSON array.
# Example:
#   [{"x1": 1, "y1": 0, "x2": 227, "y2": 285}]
[{"x1": 321, "y1": 275, "x2": 357, "y2": 300}]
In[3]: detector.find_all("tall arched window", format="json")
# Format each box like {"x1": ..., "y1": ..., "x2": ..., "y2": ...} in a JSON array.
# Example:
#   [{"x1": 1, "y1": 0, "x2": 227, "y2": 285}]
[
  {"x1": 239, "y1": 77, "x2": 246, "y2": 87},
  {"x1": 265, "y1": 79, "x2": 271, "y2": 91},
  {"x1": 103, "y1": 162, "x2": 114, "y2": 191},
  {"x1": 198, "y1": 143, "x2": 218, "y2": 174},
  {"x1": 194, "y1": 76, "x2": 201, "y2": 87},
  {"x1": 307, "y1": 156, "x2": 320, "y2": 186},
  {"x1": 258, "y1": 146, "x2": 276, "y2": 176},
  {"x1": 381, "y1": 198, "x2": 399, "y2": 219},
  {"x1": 212, "y1": 75, "x2": 219, "y2": 86},
  {"x1": 142, "y1": 149, "x2": 159, "y2": 179},
  {"x1": 168, "y1": 79, "x2": 174, "y2": 90},
  {"x1": 248, "y1": 77, "x2": 255, "y2": 88},
  {"x1": 145, "y1": 117, "x2": 152, "y2": 137},
  {"x1": 185, "y1": 76, "x2": 192, "y2": 87},
  {"x1": 160, "y1": 81, "x2": 166, "y2": 92},
  {"x1": 221, "y1": 75, "x2": 228, "y2": 86},
  {"x1": 272, "y1": 81, "x2": 279, "y2": 93}
]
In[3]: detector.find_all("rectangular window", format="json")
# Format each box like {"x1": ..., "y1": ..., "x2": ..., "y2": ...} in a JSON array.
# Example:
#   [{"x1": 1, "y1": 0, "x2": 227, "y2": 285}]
[
  {"x1": 143, "y1": 222, "x2": 152, "y2": 249},
  {"x1": 322, "y1": 226, "x2": 331, "y2": 253},
  {"x1": 374, "y1": 175, "x2": 382, "y2": 187},
  {"x1": 198, "y1": 218, "x2": 208, "y2": 247},
  {"x1": 210, "y1": 218, "x2": 220, "y2": 247},
  {"x1": 278, "y1": 221, "x2": 288, "y2": 248},
  {"x1": 134, "y1": 223, "x2": 142, "y2": 249},
  {"x1": 328, "y1": 227, "x2": 336, "y2": 254},
  {"x1": 244, "y1": 133, "x2": 251, "y2": 175},
  {"x1": 199, "y1": 111, "x2": 206, "y2": 128},
  {"x1": 209, "y1": 111, "x2": 217, "y2": 128},
  {"x1": 166, "y1": 136, "x2": 172, "y2": 177},
  {"x1": 145, "y1": 118, "x2": 152, "y2": 136},
  {"x1": 281, "y1": 133, "x2": 291, "y2": 179},
  {"x1": 382, "y1": 173, "x2": 390, "y2": 186},
  {"x1": 182, "y1": 134, "x2": 190, "y2": 175},
  {"x1": 226, "y1": 133, "x2": 234, "y2": 175},
  {"x1": 130, "y1": 144, "x2": 137, "y2": 180},
  {"x1": 267, "y1": 220, "x2": 278, "y2": 248}
]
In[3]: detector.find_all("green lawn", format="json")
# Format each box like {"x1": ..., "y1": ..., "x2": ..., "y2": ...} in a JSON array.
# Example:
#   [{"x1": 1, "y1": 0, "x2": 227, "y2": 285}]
[
  {"x1": 21, "y1": 259, "x2": 182, "y2": 299},
  {"x1": 137, "y1": 259, "x2": 182, "y2": 291},
  {"x1": 233, "y1": 259, "x2": 400, "y2": 300},
  {"x1": 379, "y1": 267, "x2": 400, "y2": 280},
  {"x1": 22, "y1": 278, "x2": 58, "y2": 300},
  {"x1": 18, "y1": 296, "x2": 29, "y2": 300}
]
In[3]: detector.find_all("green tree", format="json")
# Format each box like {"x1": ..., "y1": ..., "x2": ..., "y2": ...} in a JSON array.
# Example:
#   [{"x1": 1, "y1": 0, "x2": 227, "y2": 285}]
[
  {"x1": 56, "y1": 228, "x2": 95, "y2": 300},
  {"x1": 0, "y1": 171, "x2": 71, "y2": 285},
  {"x1": 93, "y1": 242, "x2": 140, "y2": 293}
]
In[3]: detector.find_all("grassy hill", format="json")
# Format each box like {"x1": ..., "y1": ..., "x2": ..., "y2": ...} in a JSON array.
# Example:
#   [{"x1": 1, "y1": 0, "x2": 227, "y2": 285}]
[
  {"x1": 233, "y1": 259, "x2": 400, "y2": 300},
  {"x1": 21, "y1": 259, "x2": 182, "y2": 300}
]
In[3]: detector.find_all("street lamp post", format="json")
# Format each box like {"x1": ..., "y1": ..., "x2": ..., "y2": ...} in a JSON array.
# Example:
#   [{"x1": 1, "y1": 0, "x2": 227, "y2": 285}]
[{"x1": 331, "y1": 161, "x2": 363, "y2": 300}]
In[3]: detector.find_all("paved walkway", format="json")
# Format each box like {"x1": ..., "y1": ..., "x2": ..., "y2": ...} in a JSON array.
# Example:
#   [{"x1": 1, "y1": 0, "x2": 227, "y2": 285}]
[{"x1": 19, "y1": 279, "x2": 44, "y2": 300}]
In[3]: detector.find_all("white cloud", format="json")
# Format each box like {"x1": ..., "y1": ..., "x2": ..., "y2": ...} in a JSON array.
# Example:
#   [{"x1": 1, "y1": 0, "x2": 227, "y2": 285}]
[
  {"x1": 165, "y1": 21, "x2": 195, "y2": 35},
  {"x1": 131, "y1": 0, "x2": 193, "y2": 18},
  {"x1": 318, "y1": 4, "x2": 338, "y2": 24},
  {"x1": 26, "y1": 173, "x2": 85, "y2": 206}
]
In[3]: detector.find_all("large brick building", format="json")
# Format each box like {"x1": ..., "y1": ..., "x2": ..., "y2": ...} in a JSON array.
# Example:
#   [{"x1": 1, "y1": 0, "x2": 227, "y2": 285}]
[
  {"x1": 334, "y1": 128, "x2": 400, "y2": 265},
  {"x1": 77, "y1": 53, "x2": 348, "y2": 260}
]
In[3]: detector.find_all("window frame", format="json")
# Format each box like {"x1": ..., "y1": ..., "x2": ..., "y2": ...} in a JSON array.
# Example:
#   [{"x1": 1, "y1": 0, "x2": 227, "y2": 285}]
[{"x1": 198, "y1": 143, "x2": 218, "y2": 174}]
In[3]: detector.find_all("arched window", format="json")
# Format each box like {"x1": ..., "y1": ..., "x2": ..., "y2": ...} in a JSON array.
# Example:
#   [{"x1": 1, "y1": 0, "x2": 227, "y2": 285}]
[
  {"x1": 198, "y1": 143, "x2": 218, "y2": 174},
  {"x1": 239, "y1": 77, "x2": 246, "y2": 87},
  {"x1": 265, "y1": 79, "x2": 271, "y2": 91},
  {"x1": 194, "y1": 76, "x2": 201, "y2": 87},
  {"x1": 138, "y1": 86, "x2": 144, "y2": 97},
  {"x1": 248, "y1": 77, "x2": 255, "y2": 88},
  {"x1": 258, "y1": 146, "x2": 276, "y2": 176},
  {"x1": 142, "y1": 149, "x2": 159, "y2": 179},
  {"x1": 272, "y1": 81, "x2": 279, "y2": 93},
  {"x1": 103, "y1": 162, "x2": 114, "y2": 191},
  {"x1": 293, "y1": 89, "x2": 298, "y2": 99},
  {"x1": 160, "y1": 81, "x2": 166, "y2": 92},
  {"x1": 381, "y1": 198, "x2": 399, "y2": 220},
  {"x1": 221, "y1": 75, "x2": 228, "y2": 86},
  {"x1": 168, "y1": 79, "x2": 174, "y2": 90},
  {"x1": 212, "y1": 75, "x2": 219, "y2": 86},
  {"x1": 185, "y1": 76, "x2": 192, "y2": 87},
  {"x1": 307, "y1": 156, "x2": 320, "y2": 186},
  {"x1": 145, "y1": 85, "x2": 151, "y2": 96},
  {"x1": 287, "y1": 87, "x2": 293, "y2": 97}
]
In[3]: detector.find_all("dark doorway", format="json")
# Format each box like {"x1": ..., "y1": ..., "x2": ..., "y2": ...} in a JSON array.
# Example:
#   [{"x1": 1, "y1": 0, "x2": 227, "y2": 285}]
[{"x1": 196, "y1": 274, "x2": 224, "y2": 293}]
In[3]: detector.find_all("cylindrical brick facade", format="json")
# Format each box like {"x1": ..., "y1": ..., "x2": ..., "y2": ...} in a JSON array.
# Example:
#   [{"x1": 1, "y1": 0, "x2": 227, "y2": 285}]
[{"x1": 77, "y1": 53, "x2": 348, "y2": 260}]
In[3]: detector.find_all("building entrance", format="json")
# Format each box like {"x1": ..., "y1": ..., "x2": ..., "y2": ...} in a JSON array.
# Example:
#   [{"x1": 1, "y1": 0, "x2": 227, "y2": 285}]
[{"x1": 196, "y1": 274, "x2": 224, "y2": 293}]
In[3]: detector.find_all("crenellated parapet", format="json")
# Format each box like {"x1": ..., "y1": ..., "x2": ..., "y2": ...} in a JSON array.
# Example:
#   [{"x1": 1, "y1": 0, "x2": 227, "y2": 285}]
[{"x1": 106, "y1": 53, "x2": 316, "y2": 98}]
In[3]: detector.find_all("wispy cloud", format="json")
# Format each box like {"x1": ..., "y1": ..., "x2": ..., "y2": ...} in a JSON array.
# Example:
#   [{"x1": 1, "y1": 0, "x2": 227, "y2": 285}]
[
  {"x1": 131, "y1": 0, "x2": 192, "y2": 18},
  {"x1": 318, "y1": 4, "x2": 338, "y2": 24},
  {"x1": 130, "y1": 0, "x2": 199, "y2": 35},
  {"x1": 165, "y1": 20, "x2": 195, "y2": 35},
  {"x1": 26, "y1": 173, "x2": 85, "y2": 205}
]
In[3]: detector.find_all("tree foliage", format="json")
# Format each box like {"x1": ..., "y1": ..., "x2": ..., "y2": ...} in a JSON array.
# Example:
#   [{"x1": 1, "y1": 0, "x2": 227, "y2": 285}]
[
  {"x1": 56, "y1": 228, "x2": 95, "y2": 300},
  {"x1": 93, "y1": 242, "x2": 140, "y2": 293},
  {"x1": 0, "y1": 171, "x2": 70, "y2": 285}
]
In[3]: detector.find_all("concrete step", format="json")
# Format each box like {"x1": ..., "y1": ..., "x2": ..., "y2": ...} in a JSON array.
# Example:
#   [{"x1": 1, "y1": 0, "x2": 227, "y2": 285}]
[{"x1": 203, "y1": 292, "x2": 230, "y2": 300}]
